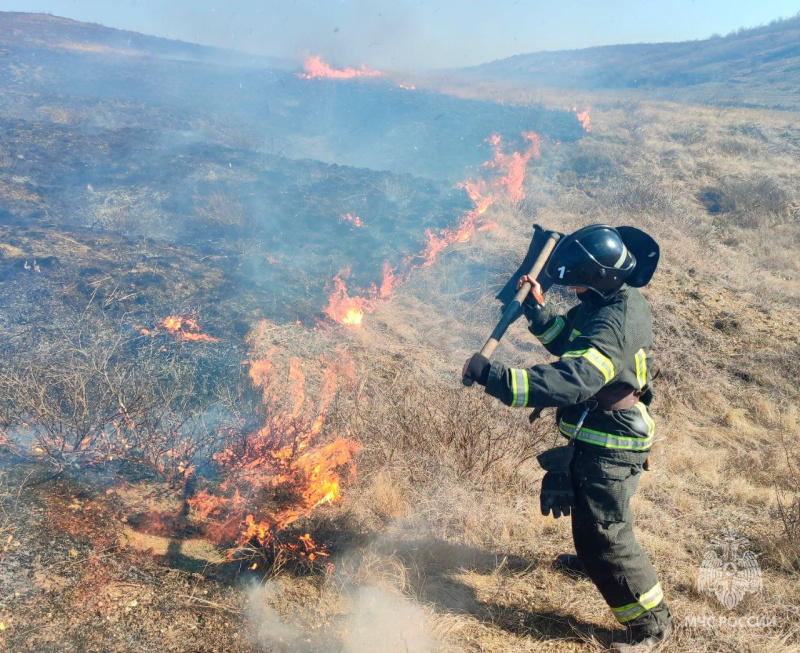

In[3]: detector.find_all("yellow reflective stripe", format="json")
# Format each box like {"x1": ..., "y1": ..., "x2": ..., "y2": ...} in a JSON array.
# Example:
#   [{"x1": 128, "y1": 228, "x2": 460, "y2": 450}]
[
  {"x1": 635, "y1": 348, "x2": 647, "y2": 389},
  {"x1": 522, "y1": 370, "x2": 529, "y2": 408},
  {"x1": 510, "y1": 368, "x2": 529, "y2": 407},
  {"x1": 511, "y1": 368, "x2": 518, "y2": 405},
  {"x1": 583, "y1": 348, "x2": 615, "y2": 383},
  {"x1": 569, "y1": 328, "x2": 581, "y2": 342},
  {"x1": 535, "y1": 316, "x2": 565, "y2": 345},
  {"x1": 635, "y1": 402, "x2": 656, "y2": 438},
  {"x1": 612, "y1": 603, "x2": 646, "y2": 623},
  {"x1": 559, "y1": 420, "x2": 654, "y2": 450},
  {"x1": 640, "y1": 583, "x2": 664, "y2": 610},
  {"x1": 562, "y1": 347, "x2": 615, "y2": 383},
  {"x1": 611, "y1": 583, "x2": 663, "y2": 623}
]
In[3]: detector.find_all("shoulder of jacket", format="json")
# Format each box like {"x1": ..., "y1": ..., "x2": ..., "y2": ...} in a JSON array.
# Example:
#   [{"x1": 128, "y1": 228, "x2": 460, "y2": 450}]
[
  {"x1": 620, "y1": 287, "x2": 652, "y2": 319},
  {"x1": 590, "y1": 295, "x2": 627, "y2": 325}
]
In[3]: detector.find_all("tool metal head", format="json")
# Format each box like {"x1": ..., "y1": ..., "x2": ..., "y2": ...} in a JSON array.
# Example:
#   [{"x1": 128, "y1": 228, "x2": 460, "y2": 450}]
[{"x1": 495, "y1": 224, "x2": 564, "y2": 310}]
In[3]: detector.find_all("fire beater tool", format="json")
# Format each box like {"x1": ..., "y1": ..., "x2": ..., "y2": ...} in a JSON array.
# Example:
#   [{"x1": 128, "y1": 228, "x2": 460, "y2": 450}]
[{"x1": 463, "y1": 226, "x2": 561, "y2": 388}]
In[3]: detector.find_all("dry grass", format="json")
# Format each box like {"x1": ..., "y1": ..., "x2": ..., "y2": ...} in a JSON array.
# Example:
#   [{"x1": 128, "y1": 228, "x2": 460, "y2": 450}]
[{"x1": 318, "y1": 93, "x2": 800, "y2": 651}]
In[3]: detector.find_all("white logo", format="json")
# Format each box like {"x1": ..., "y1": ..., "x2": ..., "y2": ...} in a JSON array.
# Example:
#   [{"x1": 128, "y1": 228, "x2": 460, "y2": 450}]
[{"x1": 697, "y1": 528, "x2": 762, "y2": 610}]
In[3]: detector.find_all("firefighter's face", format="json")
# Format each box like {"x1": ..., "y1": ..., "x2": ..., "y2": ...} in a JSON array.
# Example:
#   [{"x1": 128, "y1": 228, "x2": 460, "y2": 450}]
[{"x1": 568, "y1": 285, "x2": 588, "y2": 296}]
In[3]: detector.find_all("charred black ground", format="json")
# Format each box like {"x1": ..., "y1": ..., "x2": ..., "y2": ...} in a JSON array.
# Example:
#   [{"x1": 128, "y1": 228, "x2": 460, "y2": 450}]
[{"x1": 0, "y1": 13, "x2": 584, "y2": 331}]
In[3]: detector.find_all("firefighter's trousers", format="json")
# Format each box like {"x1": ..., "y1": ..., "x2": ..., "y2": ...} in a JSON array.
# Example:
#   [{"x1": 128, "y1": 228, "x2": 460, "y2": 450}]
[{"x1": 570, "y1": 445, "x2": 672, "y2": 635}]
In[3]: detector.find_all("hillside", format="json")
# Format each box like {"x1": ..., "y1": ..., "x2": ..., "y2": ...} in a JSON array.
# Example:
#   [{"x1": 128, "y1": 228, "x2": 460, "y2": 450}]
[
  {"x1": 0, "y1": 11, "x2": 292, "y2": 68},
  {"x1": 459, "y1": 14, "x2": 800, "y2": 110}
]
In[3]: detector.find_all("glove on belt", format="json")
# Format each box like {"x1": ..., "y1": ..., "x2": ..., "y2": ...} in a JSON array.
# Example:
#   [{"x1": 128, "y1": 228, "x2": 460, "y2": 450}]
[{"x1": 537, "y1": 445, "x2": 576, "y2": 519}]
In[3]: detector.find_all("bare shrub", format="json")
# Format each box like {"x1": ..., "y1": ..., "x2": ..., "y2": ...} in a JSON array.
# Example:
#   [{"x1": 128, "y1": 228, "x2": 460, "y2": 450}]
[
  {"x1": 669, "y1": 124, "x2": 707, "y2": 145},
  {"x1": 0, "y1": 315, "x2": 244, "y2": 481},
  {"x1": 774, "y1": 436, "x2": 800, "y2": 573},
  {"x1": 0, "y1": 324, "x2": 131, "y2": 468},
  {"x1": 355, "y1": 369, "x2": 549, "y2": 486},
  {"x1": 603, "y1": 170, "x2": 677, "y2": 215}
]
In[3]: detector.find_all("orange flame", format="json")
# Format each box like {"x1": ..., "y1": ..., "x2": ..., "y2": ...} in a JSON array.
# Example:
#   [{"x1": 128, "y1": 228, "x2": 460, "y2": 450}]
[
  {"x1": 189, "y1": 347, "x2": 360, "y2": 554},
  {"x1": 162, "y1": 315, "x2": 219, "y2": 343},
  {"x1": 322, "y1": 132, "x2": 542, "y2": 324},
  {"x1": 340, "y1": 212, "x2": 364, "y2": 228},
  {"x1": 571, "y1": 106, "x2": 592, "y2": 133},
  {"x1": 484, "y1": 131, "x2": 541, "y2": 202},
  {"x1": 413, "y1": 131, "x2": 540, "y2": 268},
  {"x1": 298, "y1": 55, "x2": 382, "y2": 80},
  {"x1": 322, "y1": 269, "x2": 368, "y2": 326},
  {"x1": 379, "y1": 261, "x2": 397, "y2": 299}
]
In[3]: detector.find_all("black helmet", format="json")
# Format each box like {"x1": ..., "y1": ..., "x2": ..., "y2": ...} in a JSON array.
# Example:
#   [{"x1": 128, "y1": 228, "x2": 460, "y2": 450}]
[{"x1": 545, "y1": 224, "x2": 635, "y2": 298}]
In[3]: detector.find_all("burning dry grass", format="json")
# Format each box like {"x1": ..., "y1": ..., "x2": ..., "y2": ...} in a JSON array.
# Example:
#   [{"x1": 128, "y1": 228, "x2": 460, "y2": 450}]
[
  {"x1": 321, "y1": 130, "x2": 542, "y2": 328},
  {"x1": 1, "y1": 75, "x2": 800, "y2": 652}
]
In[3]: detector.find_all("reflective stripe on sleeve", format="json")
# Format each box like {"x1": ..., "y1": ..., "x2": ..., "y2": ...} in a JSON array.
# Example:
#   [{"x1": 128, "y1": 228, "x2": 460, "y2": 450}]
[
  {"x1": 561, "y1": 347, "x2": 616, "y2": 383},
  {"x1": 611, "y1": 583, "x2": 664, "y2": 623},
  {"x1": 510, "y1": 368, "x2": 529, "y2": 407},
  {"x1": 569, "y1": 329, "x2": 581, "y2": 342},
  {"x1": 635, "y1": 348, "x2": 647, "y2": 389},
  {"x1": 535, "y1": 316, "x2": 565, "y2": 345}
]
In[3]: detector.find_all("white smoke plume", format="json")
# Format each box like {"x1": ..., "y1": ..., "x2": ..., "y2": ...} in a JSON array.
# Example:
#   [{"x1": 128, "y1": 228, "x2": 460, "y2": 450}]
[
  {"x1": 343, "y1": 585, "x2": 434, "y2": 653},
  {"x1": 246, "y1": 581, "x2": 434, "y2": 652}
]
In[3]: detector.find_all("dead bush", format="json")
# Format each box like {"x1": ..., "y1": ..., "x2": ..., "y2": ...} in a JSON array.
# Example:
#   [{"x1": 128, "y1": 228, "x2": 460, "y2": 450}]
[
  {"x1": 563, "y1": 150, "x2": 618, "y2": 180},
  {"x1": 0, "y1": 315, "x2": 246, "y2": 481},
  {"x1": 355, "y1": 370, "x2": 550, "y2": 487},
  {"x1": 604, "y1": 170, "x2": 677, "y2": 215},
  {"x1": 774, "y1": 436, "x2": 800, "y2": 573}
]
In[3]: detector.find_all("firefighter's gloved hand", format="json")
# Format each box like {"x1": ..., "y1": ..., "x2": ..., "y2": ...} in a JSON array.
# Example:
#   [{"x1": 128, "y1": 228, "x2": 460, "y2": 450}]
[
  {"x1": 462, "y1": 353, "x2": 490, "y2": 386},
  {"x1": 537, "y1": 446, "x2": 576, "y2": 519}
]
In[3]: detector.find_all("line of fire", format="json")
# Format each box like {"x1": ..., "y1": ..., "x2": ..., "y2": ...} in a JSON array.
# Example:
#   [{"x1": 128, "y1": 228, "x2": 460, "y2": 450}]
[{"x1": 0, "y1": 26, "x2": 590, "y2": 621}]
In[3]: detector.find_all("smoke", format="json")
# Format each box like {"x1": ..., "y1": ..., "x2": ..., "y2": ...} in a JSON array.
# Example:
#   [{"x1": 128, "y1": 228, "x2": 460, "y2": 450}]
[
  {"x1": 246, "y1": 581, "x2": 434, "y2": 652},
  {"x1": 246, "y1": 582, "x2": 304, "y2": 651},
  {"x1": 343, "y1": 586, "x2": 434, "y2": 653}
]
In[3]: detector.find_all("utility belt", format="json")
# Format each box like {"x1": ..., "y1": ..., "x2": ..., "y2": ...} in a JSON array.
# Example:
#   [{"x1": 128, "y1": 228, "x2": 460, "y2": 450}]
[
  {"x1": 591, "y1": 385, "x2": 644, "y2": 411},
  {"x1": 553, "y1": 386, "x2": 655, "y2": 454}
]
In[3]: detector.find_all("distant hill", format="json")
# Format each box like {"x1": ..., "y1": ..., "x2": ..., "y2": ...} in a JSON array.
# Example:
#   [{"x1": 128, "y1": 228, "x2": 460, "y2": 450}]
[
  {"x1": 0, "y1": 11, "x2": 580, "y2": 181},
  {"x1": 459, "y1": 14, "x2": 800, "y2": 110},
  {"x1": 0, "y1": 11, "x2": 294, "y2": 69}
]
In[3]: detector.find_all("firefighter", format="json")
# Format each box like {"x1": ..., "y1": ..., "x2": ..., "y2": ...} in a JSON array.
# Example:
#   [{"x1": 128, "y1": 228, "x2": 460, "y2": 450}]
[{"x1": 462, "y1": 224, "x2": 672, "y2": 651}]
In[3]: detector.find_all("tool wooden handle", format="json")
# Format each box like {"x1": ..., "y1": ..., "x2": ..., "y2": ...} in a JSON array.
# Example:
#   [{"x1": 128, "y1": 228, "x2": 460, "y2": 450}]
[{"x1": 463, "y1": 231, "x2": 561, "y2": 386}]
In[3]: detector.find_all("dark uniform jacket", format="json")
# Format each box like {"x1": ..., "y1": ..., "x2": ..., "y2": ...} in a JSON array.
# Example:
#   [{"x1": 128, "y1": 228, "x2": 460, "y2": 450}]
[{"x1": 484, "y1": 286, "x2": 656, "y2": 453}]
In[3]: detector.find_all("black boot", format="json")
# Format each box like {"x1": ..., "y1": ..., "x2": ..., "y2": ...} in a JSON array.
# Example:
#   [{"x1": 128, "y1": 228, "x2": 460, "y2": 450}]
[
  {"x1": 610, "y1": 621, "x2": 672, "y2": 652},
  {"x1": 555, "y1": 553, "x2": 587, "y2": 577}
]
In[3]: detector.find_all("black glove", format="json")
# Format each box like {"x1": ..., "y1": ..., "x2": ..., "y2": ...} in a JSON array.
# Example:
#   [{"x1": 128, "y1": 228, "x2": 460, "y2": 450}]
[
  {"x1": 463, "y1": 353, "x2": 490, "y2": 386},
  {"x1": 537, "y1": 446, "x2": 576, "y2": 519}
]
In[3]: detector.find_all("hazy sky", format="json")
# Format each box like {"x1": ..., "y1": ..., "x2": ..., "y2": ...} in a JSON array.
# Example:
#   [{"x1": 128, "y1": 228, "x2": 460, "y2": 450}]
[{"x1": 1, "y1": 0, "x2": 798, "y2": 69}]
